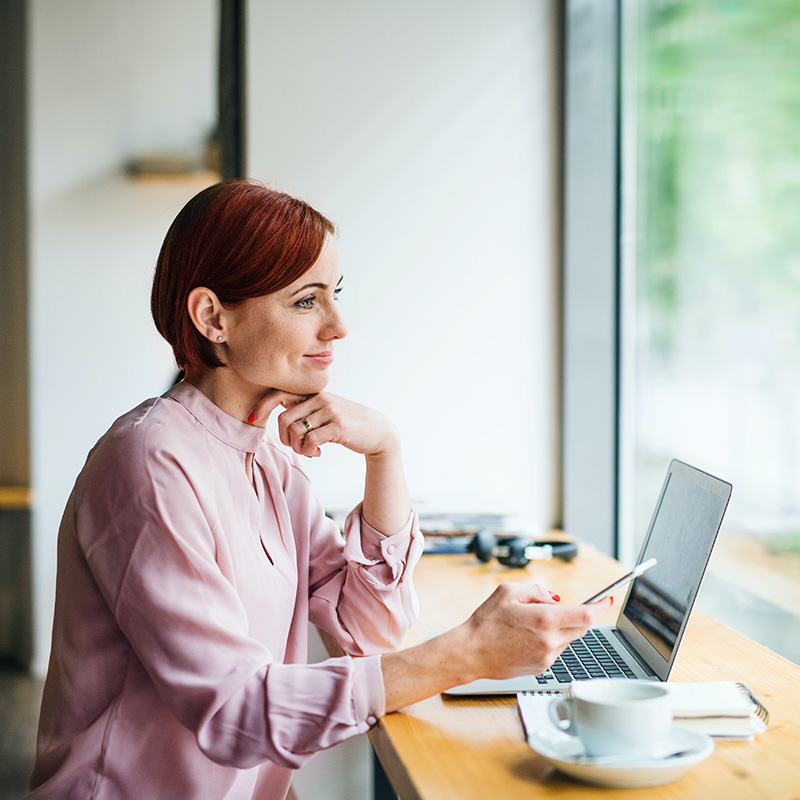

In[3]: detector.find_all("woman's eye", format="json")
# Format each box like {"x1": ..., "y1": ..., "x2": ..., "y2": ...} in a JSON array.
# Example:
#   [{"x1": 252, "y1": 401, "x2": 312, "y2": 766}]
[{"x1": 295, "y1": 287, "x2": 341, "y2": 309}]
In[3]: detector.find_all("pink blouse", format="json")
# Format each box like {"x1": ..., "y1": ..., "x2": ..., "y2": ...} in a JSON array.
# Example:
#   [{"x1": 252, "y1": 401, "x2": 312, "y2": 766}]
[{"x1": 28, "y1": 382, "x2": 423, "y2": 800}]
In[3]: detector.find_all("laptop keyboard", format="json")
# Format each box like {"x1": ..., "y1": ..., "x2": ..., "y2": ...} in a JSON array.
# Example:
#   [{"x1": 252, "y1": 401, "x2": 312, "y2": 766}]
[{"x1": 535, "y1": 629, "x2": 637, "y2": 684}]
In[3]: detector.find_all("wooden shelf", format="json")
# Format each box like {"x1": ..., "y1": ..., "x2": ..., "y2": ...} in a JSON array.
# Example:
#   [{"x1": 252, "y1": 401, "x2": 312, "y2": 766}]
[{"x1": 0, "y1": 487, "x2": 31, "y2": 510}]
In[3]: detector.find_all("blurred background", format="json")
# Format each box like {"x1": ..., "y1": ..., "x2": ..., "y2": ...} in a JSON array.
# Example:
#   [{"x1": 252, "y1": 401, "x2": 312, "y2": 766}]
[
  {"x1": 619, "y1": 0, "x2": 800, "y2": 666},
  {"x1": 1, "y1": 0, "x2": 799, "y2": 798}
]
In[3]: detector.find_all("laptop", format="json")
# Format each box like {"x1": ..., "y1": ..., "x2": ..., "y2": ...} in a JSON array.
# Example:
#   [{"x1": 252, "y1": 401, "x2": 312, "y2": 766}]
[{"x1": 445, "y1": 459, "x2": 732, "y2": 695}]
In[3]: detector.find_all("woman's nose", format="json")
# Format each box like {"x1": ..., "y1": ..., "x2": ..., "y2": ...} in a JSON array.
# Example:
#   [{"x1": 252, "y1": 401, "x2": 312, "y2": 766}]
[{"x1": 322, "y1": 303, "x2": 348, "y2": 341}]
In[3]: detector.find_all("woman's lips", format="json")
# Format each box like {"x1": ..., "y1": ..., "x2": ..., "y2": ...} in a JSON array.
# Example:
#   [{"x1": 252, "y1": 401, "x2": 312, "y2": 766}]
[{"x1": 305, "y1": 351, "x2": 334, "y2": 366}]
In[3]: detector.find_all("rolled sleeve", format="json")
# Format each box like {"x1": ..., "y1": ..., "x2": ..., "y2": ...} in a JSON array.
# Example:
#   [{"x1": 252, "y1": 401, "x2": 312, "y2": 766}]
[
  {"x1": 342, "y1": 505, "x2": 419, "y2": 586},
  {"x1": 308, "y1": 506, "x2": 423, "y2": 656}
]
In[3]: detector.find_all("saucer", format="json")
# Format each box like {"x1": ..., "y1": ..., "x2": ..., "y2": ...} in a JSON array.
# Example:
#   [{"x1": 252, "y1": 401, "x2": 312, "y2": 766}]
[{"x1": 528, "y1": 724, "x2": 714, "y2": 787}]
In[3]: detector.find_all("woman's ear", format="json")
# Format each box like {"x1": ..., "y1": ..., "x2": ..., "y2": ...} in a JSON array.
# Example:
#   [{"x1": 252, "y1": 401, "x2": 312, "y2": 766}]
[{"x1": 187, "y1": 287, "x2": 226, "y2": 343}]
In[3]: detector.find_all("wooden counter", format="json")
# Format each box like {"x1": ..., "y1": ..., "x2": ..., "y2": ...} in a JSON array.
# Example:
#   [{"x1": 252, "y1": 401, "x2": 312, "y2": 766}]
[{"x1": 368, "y1": 544, "x2": 800, "y2": 799}]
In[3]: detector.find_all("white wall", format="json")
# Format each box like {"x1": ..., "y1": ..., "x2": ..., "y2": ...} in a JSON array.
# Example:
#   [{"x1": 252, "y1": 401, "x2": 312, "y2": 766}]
[
  {"x1": 247, "y1": 0, "x2": 562, "y2": 530},
  {"x1": 30, "y1": 0, "x2": 216, "y2": 201},
  {"x1": 28, "y1": 0, "x2": 217, "y2": 675}
]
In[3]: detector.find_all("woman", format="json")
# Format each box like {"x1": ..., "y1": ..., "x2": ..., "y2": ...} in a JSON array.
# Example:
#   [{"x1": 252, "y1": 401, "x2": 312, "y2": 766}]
[{"x1": 28, "y1": 179, "x2": 610, "y2": 800}]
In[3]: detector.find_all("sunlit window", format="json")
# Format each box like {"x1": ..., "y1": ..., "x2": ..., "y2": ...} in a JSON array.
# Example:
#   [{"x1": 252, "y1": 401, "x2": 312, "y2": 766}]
[{"x1": 620, "y1": 0, "x2": 800, "y2": 663}]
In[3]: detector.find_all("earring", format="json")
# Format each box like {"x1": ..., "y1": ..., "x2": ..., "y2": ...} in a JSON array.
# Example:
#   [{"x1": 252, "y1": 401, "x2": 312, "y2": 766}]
[{"x1": 216, "y1": 336, "x2": 223, "y2": 342}]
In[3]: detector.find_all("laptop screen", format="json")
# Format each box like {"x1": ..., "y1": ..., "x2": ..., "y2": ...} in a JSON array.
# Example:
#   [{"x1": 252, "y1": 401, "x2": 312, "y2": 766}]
[{"x1": 619, "y1": 461, "x2": 732, "y2": 671}]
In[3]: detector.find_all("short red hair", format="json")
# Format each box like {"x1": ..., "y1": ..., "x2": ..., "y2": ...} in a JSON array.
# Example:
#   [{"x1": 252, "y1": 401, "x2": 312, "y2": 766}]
[{"x1": 151, "y1": 179, "x2": 335, "y2": 372}]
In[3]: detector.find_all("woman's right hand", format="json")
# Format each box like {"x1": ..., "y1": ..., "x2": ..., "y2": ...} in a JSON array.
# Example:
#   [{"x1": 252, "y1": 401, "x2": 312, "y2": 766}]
[
  {"x1": 456, "y1": 583, "x2": 613, "y2": 681},
  {"x1": 380, "y1": 586, "x2": 613, "y2": 713}
]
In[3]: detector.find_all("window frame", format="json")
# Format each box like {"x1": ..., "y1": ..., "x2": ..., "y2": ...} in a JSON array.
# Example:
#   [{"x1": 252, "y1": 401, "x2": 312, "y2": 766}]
[{"x1": 561, "y1": 0, "x2": 623, "y2": 558}]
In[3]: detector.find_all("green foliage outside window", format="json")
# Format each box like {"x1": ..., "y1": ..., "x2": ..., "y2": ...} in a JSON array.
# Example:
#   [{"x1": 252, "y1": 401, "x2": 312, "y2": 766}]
[{"x1": 636, "y1": 0, "x2": 800, "y2": 354}]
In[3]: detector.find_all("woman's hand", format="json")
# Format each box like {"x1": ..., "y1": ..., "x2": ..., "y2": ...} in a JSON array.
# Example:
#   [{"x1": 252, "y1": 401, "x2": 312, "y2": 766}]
[
  {"x1": 380, "y1": 588, "x2": 614, "y2": 712},
  {"x1": 282, "y1": 393, "x2": 400, "y2": 460},
  {"x1": 248, "y1": 390, "x2": 411, "y2": 535},
  {"x1": 247, "y1": 390, "x2": 399, "y2": 460},
  {"x1": 457, "y1": 583, "x2": 609, "y2": 680}
]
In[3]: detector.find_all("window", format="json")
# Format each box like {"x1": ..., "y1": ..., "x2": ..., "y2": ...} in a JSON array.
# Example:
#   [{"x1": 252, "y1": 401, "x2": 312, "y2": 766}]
[{"x1": 619, "y1": 0, "x2": 800, "y2": 663}]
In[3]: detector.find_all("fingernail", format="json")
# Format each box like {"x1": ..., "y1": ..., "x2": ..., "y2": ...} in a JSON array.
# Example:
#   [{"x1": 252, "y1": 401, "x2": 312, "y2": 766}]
[
  {"x1": 609, "y1": 596, "x2": 614, "y2": 606},
  {"x1": 247, "y1": 412, "x2": 257, "y2": 425},
  {"x1": 549, "y1": 592, "x2": 560, "y2": 602}
]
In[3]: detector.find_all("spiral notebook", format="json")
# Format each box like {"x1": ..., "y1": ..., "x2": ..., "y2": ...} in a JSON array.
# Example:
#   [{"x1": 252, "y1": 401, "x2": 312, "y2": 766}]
[{"x1": 663, "y1": 681, "x2": 769, "y2": 739}]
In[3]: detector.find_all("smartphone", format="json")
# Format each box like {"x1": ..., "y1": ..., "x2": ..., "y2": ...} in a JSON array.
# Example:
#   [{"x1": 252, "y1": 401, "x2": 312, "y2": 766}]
[{"x1": 582, "y1": 557, "x2": 657, "y2": 604}]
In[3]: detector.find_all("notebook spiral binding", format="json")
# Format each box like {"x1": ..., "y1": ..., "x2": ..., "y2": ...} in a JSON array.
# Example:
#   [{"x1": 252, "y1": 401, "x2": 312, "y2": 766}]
[{"x1": 737, "y1": 682, "x2": 770, "y2": 724}]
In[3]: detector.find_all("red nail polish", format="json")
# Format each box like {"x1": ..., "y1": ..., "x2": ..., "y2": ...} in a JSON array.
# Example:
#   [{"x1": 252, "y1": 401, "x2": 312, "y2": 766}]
[
  {"x1": 609, "y1": 596, "x2": 614, "y2": 606},
  {"x1": 552, "y1": 594, "x2": 561, "y2": 602},
  {"x1": 247, "y1": 412, "x2": 257, "y2": 425}
]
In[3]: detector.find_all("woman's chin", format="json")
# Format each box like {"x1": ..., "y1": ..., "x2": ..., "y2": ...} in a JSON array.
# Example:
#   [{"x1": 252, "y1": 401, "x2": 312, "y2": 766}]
[{"x1": 275, "y1": 377, "x2": 330, "y2": 397}]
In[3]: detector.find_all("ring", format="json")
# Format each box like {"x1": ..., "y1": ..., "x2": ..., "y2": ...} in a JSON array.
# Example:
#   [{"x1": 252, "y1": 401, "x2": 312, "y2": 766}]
[{"x1": 300, "y1": 417, "x2": 314, "y2": 433}]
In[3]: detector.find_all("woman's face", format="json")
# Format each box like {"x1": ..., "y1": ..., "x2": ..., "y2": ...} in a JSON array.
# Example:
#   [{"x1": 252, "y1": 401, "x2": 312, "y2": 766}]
[{"x1": 222, "y1": 234, "x2": 347, "y2": 396}]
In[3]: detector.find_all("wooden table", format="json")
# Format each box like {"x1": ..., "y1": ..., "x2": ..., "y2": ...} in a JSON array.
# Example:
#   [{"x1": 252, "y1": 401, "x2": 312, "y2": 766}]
[{"x1": 367, "y1": 543, "x2": 800, "y2": 799}]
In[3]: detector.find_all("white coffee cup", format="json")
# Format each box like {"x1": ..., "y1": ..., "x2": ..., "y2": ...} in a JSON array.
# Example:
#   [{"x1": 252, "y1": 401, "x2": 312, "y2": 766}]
[{"x1": 548, "y1": 679, "x2": 673, "y2": 759}]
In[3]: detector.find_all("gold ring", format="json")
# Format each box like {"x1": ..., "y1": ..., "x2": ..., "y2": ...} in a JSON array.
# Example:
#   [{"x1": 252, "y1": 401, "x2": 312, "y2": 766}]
[{"x1": 300, "y1": 417, "x2": 314, "y2": 433}]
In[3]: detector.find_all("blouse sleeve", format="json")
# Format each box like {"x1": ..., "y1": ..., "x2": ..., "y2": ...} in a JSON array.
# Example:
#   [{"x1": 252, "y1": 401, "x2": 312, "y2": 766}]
[
  {"x1": 307, "y1": 503, "x2": 425, "y2": 655},
  {"x1": 76, "y1": 434, "x2": 389, "y2": 771}
]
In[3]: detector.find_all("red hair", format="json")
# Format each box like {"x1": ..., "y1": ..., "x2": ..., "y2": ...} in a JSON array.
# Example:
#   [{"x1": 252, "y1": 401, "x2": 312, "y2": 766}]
[{"x1": 151, "y1": 179, "x2": 335, "y2": 372}]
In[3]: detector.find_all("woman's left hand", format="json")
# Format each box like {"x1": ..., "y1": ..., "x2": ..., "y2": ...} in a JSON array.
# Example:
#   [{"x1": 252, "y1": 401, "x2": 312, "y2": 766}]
[
  {"x1": 248, "y1": 389, "x2": 411, "y2": 535},
  {"x1": 281, "y1": 393, "x2": 401, "y2": 459},
  {"x1": 249, "y1": 390, "x2": 400, "y2": 460}
]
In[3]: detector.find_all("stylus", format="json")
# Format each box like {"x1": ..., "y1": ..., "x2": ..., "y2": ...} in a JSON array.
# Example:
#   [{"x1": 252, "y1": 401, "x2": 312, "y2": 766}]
[{"x1": 583, "y1": 557, "x2": 658, "y2": 604}]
